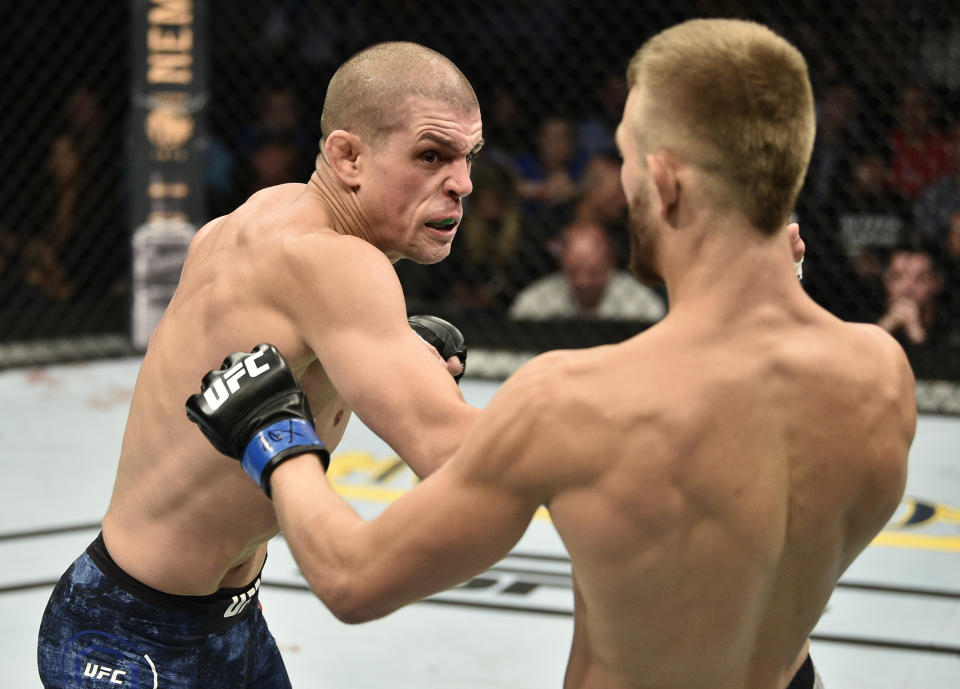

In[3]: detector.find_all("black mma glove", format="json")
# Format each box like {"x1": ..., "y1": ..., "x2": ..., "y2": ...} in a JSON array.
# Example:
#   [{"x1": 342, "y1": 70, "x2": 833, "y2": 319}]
[
  {"x1": 185, "y1": 343, "x2": 329, "y2": 497},
  {"x1": 408, "y1": 314, "x2": 467, "y2": 383}
]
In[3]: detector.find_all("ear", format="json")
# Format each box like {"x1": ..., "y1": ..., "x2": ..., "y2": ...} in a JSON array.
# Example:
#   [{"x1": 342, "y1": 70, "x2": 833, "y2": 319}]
[
  {"x1": 646, "y1": 151, "x2": 678, "y2": 220},
  {"x1": 323, "y1": 130, "x2": 363, "y2": 188}
]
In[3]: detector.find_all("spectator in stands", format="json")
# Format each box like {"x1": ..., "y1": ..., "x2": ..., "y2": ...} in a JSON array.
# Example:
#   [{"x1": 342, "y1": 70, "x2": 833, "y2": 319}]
[
  {"x1": 837, "y1": 151, "x2": 909, "y2": 282},
  {"x1": 22, "y1": 236, "x2": 72, "y2": 302},
  {"x1": 913, "y1": 120, "x2": 960, "y2": 241},
  {"x1": 480, "y1": 89, "x2": 528, "y2": 167},
  {"x1": 919, "y1": 4, "x2": 960, "y2": 93},
  {"x1": 509, "y1": 115, "x2": 589, "y2": 283},
  {"x1": 804, "y1": 82, "x2": 859, "y2": 216},
  {"x1": 250, "y1": 132, "x2": 305, "y2": 191},
  {"x1": 229, "y1": 130, "x2": 308, "y2": 204},
  {"x1": 515, "y1": 115, "x2": 586, "y2": 215},
  {"x1": 948, "y1": 210, "x2": 960, "y2": 261},
  {"x1": 577, "y1": 73, "x2": 628, "y2": 159},
  {"x1": 945, "y1": 209, "x2": 960, "y2": 269},
  {"x1": 28, "y1": 135, "x2": 81, "y2": 302},
  {"x1": 844, "y1": 0, "x2": 919, "y2": 109},
  {"x1": 575, "y1": 154, "x2": 628, "y2": 229},
  {"x1": 509, "y1": 220, "x2": 666, "y2": 321},
  {"x1": 259, "y1": 3, "x2": 370, "y2": 86},
  {"x1": 205, "y1": 132, "x2": 239, "y2": 219},
  {"x1": 235, "y1": 87, "x2": 317, "y2": 163},
  {"x1": 0, "y1": 227, "x2": 15, "y2": 279},
  {"x1": 793, "y1": 85, "x2": 875, "y2": 322},
  {"x1": 876, "y1": 243, "x2": 951, "y2": 345},
  {"x1": 214, "y1": 87, "x2": 316, "y2": 212},
  {"x1": 573, "y1": 153, "x2": 630, "y2": 265},
  {"x1": 31, "y1": 86, "x2": 125, "y2": 305},
  {"x1": 887, "y1": 84, "x2": 952, "y2": 202},
  {"x1": 941, "y1": 209, "x2": 960, "y2": 326},
  {"x1": 440, "y1": 159, "x2": 526, "y2": 312}
]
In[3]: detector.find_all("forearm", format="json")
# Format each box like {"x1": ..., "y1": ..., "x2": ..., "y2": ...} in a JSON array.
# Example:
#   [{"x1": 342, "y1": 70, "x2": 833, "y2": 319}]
[
  {"x1": 186, "y1": 343, "x2": 545, "y2": 629},
  {"x1": 270, "y1": 449, "x2": 517, "y2": 624},
  {"x1": 271, "y1": 453, "x2": 447, "y2": 623},
  {"x1": 184, "y1": 343, "x2": 488, "y2": 620},
  {"x1": 269, "y1": 454, "x2": 382, "y2": 622}
]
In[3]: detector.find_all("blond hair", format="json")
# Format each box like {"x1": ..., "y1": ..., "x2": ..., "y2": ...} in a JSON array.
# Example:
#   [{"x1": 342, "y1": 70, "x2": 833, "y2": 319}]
[
  {"x1": 626, "y1": 19, "x2": 815, "y2": 234},
  {"x1": 320, "y1": 42, "x2": 478, "y2": 149}
]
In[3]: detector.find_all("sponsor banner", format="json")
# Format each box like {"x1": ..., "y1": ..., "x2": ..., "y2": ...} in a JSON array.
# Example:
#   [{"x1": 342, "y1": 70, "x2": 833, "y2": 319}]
[{"x1": 129, "y1": 0, "x2": 207, "y2": 349}]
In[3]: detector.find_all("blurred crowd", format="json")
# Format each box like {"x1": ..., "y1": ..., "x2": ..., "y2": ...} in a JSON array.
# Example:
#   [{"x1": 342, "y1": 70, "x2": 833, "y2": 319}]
[
  {"x1": 3, "y1": 0, "x2": 960, "y2": 348},
  {"x1": 796, "y1": 80, "x2": 960, "y2": 347}
]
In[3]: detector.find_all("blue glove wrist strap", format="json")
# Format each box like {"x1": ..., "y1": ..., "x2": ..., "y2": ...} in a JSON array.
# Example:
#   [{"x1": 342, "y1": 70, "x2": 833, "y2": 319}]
[{"x1": 242, "y1": 419, "x2": 328, "y2": 490}]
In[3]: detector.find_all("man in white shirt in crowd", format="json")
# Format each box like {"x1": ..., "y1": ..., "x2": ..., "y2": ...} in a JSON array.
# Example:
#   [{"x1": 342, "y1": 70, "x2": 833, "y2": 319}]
[{"x1": 509, "y1": 219, "x2": 666, "y2": 321}]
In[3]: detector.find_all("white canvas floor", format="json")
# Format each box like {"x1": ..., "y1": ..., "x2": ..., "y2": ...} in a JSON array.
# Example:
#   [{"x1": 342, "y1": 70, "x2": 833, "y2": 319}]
[{"x1": 2, "y1": 357, "x2": 959, "y2": 688}]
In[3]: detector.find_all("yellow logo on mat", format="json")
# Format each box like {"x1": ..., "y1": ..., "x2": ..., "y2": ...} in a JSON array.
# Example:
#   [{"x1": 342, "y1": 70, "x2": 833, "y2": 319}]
[
  {"x1": 875, "y1": 498, "x2": 960, "y2": 552},
  {"x1": 328, "y1": 452, "x2": 416, "y2": 502}
]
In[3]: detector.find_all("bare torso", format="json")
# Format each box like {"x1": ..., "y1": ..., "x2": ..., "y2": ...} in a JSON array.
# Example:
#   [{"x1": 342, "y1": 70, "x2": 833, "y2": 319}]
[
  {"x1": 103, "y1": 184, "x2": 352, "y2": 594},
  {"x1": 534, "y1": 304, "x2": 914, "y2": 689}
]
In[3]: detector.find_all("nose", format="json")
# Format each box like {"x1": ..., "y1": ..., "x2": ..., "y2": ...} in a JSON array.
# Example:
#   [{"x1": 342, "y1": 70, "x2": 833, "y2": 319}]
[{"x1": 445, "y1": 159, "x2": 473, "y2": 200}]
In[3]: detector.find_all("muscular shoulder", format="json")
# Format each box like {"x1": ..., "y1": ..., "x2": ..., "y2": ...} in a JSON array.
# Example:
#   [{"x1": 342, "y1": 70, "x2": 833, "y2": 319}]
[
  {"x1": 843, "y1": 322, "x2": 915, "y2": 399},
  {"x1": 826, "y1": 323, "x2": 915, "y2": 559},
  {"x1": 274, "y1": 231, "x2": 402, "y2": 318},
  {"x1": 252, "y1": 230, "x2": 413, "y2": 374},
  {"x1": 243, "y1": 183, "x2": 307, "y2": 212},
  {"x1": 452, "y1": 348, "x2": 611, "y2": 491},
  {"x1": 280, "y1": 230, "x2": 392, "y2": 277},
  {"x1": 845, "y1": 321, "x2": 916, "y2": 431},
  {"x1": 497, "y1": 348, "x2": 598, "y2": 411}
]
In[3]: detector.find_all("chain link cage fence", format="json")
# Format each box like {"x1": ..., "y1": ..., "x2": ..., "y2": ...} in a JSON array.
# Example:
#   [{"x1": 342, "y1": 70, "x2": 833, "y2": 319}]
[{"x1": 2, "y1": 1, "x2": 960, "y2": 413}]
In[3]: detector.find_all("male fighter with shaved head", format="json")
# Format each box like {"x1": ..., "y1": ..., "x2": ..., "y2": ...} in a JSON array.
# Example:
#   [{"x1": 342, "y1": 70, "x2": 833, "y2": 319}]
[
  {"x1": 187, "y1": 20, "x2": 913, "y2": 689},
  {"x1": 38, "y1": 42, "x2": 483, "y2": 688}
]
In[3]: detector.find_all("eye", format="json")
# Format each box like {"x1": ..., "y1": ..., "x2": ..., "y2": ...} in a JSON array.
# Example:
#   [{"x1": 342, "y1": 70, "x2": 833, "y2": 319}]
[{"x1": 421, "y1": 151, "x2": 439, "y2": 164}]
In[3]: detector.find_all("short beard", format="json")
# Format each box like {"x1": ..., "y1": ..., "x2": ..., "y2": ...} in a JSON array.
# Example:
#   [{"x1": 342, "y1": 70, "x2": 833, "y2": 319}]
[{"x1": 627, "y1": 192, "x2": 663, "y2": 287}]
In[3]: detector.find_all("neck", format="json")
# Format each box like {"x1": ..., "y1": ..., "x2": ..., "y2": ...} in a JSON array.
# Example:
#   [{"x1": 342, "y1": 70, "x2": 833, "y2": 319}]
[
  {"x1": 305, "y1": 160, "x2": 375, "y2": 244},
  {"x1": 659, "y1": 216, "x2": 800, "y2": 318}
]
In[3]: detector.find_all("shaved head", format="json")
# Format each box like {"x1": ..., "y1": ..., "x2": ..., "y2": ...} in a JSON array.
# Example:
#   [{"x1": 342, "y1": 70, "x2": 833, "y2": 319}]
[{"x1": 321, "y1": 42, "x2": 479, "y2": 148}]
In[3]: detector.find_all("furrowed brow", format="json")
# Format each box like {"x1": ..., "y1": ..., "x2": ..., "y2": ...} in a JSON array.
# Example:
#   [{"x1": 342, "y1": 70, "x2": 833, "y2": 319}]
[
  {"x1": 417, "y1": 132, "x2": 484, "y2": 157},
  {"x1": 417, "y1": 132, "x2": 458, "y2": 149}
]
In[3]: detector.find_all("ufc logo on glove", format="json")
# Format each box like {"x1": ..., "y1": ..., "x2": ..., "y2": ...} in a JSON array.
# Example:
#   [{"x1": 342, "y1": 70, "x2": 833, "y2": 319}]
[
  {"x1": 202, "y1": 350, "x2": 271, "y2": 411},
  {"x1": 186, "y1": 344, "x2": 329, "y2": 497}
]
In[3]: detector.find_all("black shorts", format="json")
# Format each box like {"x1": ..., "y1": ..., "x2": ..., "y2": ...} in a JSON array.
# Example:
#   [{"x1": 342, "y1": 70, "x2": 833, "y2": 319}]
[
  {"x1": 787, "y1": 653, "x2": 825, "y2": 689},
  {"x1": 37, "y1": 533, "x2": 292, "y2": 689}
]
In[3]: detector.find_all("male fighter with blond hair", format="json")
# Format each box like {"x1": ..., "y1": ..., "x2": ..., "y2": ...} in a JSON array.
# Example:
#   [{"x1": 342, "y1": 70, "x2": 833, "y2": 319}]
[{"x1": 188, "y1": 20, "x2": 914, "y2": 689}]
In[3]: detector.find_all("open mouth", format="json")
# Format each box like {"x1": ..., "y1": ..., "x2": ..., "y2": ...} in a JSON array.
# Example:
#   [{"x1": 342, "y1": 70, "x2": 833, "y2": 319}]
[{"x1": 424, "y1": 218, "x2": 458, "y2": 231}]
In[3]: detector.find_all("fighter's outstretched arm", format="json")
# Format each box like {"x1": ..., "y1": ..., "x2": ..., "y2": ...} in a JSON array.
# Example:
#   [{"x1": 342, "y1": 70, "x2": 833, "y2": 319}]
[
  {"x1": 186, "y1": 343, "x2": 549, "y2": 621},
  {"x1": 270, "y1": 413, "x2": 542, "y2": 622}
]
